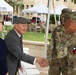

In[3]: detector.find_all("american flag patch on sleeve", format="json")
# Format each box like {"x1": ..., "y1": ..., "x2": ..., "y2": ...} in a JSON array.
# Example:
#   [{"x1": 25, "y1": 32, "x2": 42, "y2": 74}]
[{"x1": 72, "y1": 46, "x2": 76, "y2": 54}]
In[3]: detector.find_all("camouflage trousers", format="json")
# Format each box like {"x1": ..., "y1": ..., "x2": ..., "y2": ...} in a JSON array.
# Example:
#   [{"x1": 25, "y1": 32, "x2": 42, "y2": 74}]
[{"x1": 48, "y1": 57, "x2": 76, "y2": 75}]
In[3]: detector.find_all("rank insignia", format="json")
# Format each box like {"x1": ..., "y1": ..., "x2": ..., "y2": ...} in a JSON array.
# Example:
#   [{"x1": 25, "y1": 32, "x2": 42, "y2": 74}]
[{"x1": 72, "y1": 46, "x2": 76, "y2": 54}]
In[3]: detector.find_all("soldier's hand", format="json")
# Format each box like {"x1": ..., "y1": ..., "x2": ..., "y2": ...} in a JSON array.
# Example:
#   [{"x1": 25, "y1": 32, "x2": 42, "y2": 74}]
[{"x1": 36, "y1": 57, "x2": 49, "y2": 67}]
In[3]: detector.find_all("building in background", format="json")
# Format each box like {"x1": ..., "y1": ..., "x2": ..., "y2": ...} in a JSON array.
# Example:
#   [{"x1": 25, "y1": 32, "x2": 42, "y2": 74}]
[
  {"x1": 22, "y1": 0, "x2": 76, "y2": 20},
  {"x1": 5, "y1": 0, "x2": 24, "y2": 16},
  {"x1": 4, "y1": 0, "x2": 76, "y2": 19}
]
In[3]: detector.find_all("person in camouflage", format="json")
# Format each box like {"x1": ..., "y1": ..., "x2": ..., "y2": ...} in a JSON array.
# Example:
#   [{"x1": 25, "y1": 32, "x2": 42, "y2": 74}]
[{"x1": 47, "y1": 9, "x2": 76, "y2": 75}]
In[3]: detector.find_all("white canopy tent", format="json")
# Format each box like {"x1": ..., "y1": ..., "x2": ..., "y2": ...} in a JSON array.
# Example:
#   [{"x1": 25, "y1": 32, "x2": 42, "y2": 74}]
[
  {"x1": 50, "y1": 4, "x2": 68, "y2": 15},
  {"x1": 50, "y1": 4, "x2": 68, "y2": 25},
  {"x1": 22, "y1": 2, "x2": 49, "y2": 14},
  {"x1": 0, "y1": 0, "x2": 13, "y2": 12}
]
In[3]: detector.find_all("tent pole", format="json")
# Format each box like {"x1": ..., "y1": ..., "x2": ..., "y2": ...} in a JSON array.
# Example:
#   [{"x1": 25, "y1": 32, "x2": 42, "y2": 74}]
[
  {"x1": 59, "y1": 15, "x2": 60, "y2": 25},
  {"x1": 44, "y1": 0, "x2": 51, "y2": 58},
  {"x1": 52, "y1": 0, "x2": 57, "y2": 26},
  {"x1": 35, "y1": 13, "x2": 37, "y2": 33}
]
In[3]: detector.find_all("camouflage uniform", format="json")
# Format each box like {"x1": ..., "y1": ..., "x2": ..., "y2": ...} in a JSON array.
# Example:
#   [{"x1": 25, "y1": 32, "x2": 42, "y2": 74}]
[
  {"x1": 47, "y1": 9, "x2": 76, "y2": 75},
  {"x1": 60, "y1": 8, "x2": 72, "y2": 25}
]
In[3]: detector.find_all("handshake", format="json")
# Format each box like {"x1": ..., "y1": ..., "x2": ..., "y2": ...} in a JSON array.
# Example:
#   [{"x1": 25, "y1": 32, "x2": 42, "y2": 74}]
[{"x1": 36, "y1": 57, "x2": 49, "y2": 67}]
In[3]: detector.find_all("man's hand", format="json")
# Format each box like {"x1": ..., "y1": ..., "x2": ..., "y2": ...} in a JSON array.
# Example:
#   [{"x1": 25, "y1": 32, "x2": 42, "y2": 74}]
[
  {"x1": 36, "y1": 57, "x2": 49, "y2": 67},
  {"x1": 19, "y1": 67, "x2": 23, "y2": 73}
]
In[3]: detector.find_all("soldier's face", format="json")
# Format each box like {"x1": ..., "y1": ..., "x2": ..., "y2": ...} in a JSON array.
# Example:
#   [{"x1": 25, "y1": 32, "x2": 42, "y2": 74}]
[{"x1": 64, "y1": 19, "x2": 76, "y2": 34}]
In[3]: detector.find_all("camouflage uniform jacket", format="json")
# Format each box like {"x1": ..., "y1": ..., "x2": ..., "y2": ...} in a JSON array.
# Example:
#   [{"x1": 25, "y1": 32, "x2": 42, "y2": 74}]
[{"x1": 47, "y1": 25, "x2": 76, "y2": 69}]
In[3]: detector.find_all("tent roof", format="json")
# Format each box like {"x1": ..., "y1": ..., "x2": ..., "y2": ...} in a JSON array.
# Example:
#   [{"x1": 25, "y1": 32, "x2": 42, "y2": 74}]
[
  {"x1": 51, "y1": 4, "x2": 68, "y2": 15},
  {"x1": 0, "y1": 0, "x2": 13, "y2": 12},
  {"x1": 22, "y1": 2, "x2": 49, "y2": 14}
]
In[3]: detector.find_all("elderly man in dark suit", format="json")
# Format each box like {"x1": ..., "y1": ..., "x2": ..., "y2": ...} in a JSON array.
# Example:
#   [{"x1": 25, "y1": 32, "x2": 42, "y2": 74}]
[{"x1": 4, "y1": 17, "x2": 49, "y2": 75}]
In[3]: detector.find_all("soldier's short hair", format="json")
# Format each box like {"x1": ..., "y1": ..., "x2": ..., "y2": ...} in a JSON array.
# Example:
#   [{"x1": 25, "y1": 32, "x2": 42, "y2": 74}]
[
  {"x1": 61, "y1": 8, "x2": 72, "y2": 14},
  {"x1": 64, "y1": 11, "x2": 76, "y2": 21},
  {"x1": 60, "y1": 8, "x2": 72, "y2": 25},
  {"x1": 61, "y1": 8, "x2": 72, "y2": 17}
]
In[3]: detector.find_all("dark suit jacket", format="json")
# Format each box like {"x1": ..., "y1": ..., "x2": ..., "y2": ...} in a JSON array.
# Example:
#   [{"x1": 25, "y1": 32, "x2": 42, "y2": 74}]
[
  {"x1": 0, "y1": 38, "x2": 8, "y2": 75},
  {"x1": 4, "y1": 29, "x2": 35, "y2": 75}
]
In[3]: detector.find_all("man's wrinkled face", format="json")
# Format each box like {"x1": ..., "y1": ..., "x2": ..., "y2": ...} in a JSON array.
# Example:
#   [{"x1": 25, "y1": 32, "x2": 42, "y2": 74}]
[
  {"x1": 14, "y1": 24, "x2": 28, "y2": 34},
  {"x1": 64, "y1": 19, "x2": 76, "y2": 34}
]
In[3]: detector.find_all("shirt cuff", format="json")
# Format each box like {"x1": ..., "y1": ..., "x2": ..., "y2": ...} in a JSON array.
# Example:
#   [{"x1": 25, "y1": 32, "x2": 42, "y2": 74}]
[{"x1": 33, "y1": 58, "x2": 36, "y2": 64}]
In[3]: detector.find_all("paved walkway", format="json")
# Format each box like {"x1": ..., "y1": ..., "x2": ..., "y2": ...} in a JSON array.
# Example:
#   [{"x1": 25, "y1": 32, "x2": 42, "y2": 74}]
[{"x1": 23, "y1": 40, "x2": 49, "y2": 75}]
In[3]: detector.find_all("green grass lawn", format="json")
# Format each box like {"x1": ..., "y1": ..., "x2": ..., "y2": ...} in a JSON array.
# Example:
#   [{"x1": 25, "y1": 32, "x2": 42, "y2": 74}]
[
  {"x1": 0, "y1": 26, "x2": 52, "y2": 42},
  {"x1": 23, "y1": 32, "x2": 52, "y2": 42}
]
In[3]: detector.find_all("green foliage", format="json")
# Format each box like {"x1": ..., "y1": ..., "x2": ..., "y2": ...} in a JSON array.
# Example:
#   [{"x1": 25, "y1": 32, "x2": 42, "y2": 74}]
[
  {"x1": 74, "y1": 0, "x2": 76, "y2": 3},
  {"x1": 23, "y1": 32, "x2": 52, "y2": 42},
  {"x1": 50, "y1": 14, "x2": 59, "y2": 24},
  {"x1": 0, "y1": 26, "x2": 13, "y2": 38},
  {"x1": 1, "y1": 26, "x2": 52, "y2": 42},
  {"x1": 50, "y1": 15, "x2": 55, "y2": 24}
]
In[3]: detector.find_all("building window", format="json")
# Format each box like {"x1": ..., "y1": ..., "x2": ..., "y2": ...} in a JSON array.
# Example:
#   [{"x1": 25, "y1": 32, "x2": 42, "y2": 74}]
[
  {"x1": 38, "y1": 13, "x2": 41, "y2": 16},
  {"x1": 17, "y1": 0, "x2": 21, "y2": 1},
  {"x1": 26, "y1": 5, "x2": 29, "y2": 15},
  {"x1": 31, "y1": 5, "x2": 33, "y2": 7},
  {"x1": 64, "y1": 0, "x2": 67, "y2": 2},
  {"x1": 71, "y1": 0, "x2": 73, "y2": 2},
  {"x1": 31, "y1": 5, "x2": 33, "y2": 15},
  {"x1": 26, "y1": 5, "x2": 29, "y2": 9}
]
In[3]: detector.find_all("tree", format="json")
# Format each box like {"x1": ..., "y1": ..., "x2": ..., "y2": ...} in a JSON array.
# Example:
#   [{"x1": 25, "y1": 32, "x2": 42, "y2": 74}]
[
  {"x1": 74, "y1": 0, "x2": 76, "y2": 3},
  {"x1": 5, "y1": 0, "x2": 24, "y2": 15}
]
